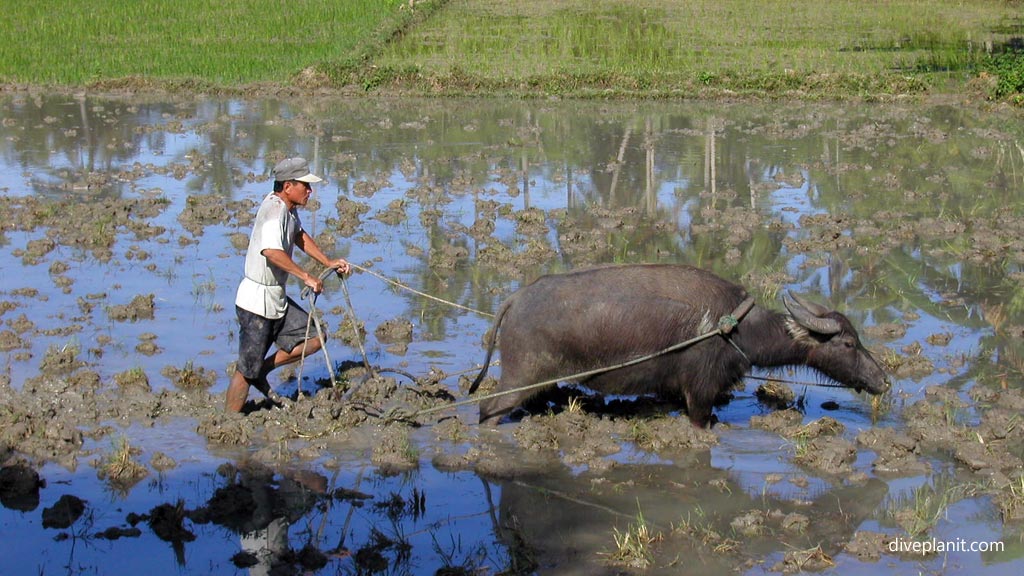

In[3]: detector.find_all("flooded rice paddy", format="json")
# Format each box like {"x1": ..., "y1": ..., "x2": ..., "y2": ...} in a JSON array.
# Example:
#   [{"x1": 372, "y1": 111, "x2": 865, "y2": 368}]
[{"x1": 1, "y1": 93, "x2": 1023, "y2": 575}]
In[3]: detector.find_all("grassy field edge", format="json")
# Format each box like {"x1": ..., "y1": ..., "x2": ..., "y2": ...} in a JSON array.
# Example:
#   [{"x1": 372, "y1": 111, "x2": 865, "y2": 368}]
[{"x1": 1, "y1": 0, "x2": 1021, "y2": 105}]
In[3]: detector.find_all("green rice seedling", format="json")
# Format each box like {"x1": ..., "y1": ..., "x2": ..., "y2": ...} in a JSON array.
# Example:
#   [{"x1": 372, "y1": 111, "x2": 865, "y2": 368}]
[
  {"x1": 191, "y1": 268, "x2": 222, "y2": 312},
  {"x1": 790, "y1": 436, "x2": 812, "y2": 462},
  {"x1": 601, "y1": 503, "x2": 660, "y2": 568},
  {"x1": 885, "y1": 474, "x2": 977, "y2": 538}
]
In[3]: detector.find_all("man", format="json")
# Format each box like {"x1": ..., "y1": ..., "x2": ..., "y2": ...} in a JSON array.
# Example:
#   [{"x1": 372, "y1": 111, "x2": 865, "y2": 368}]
[{"x1": 226, "y1": 157, "x2": 350, "y2": 412}]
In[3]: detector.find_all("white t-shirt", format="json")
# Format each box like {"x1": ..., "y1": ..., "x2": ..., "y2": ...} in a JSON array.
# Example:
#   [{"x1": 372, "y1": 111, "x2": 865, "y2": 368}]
[{"x1": 235, "y1": 193, "x2": 302, "y2": 319}]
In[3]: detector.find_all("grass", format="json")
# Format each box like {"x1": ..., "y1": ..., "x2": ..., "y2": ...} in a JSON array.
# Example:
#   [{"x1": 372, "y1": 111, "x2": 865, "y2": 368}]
[
  {"x1": 0, "y1": 0, "x2": 1021, "y2": 101},
  {"x1": 0, "y1": 0, "x2": 409, "y2": 85},
  {"x1": 161, "y1": 360, "x2": 216, "y2": 390},
  {"x1": 673, "y1": 506, "x2": 740, "y2": 553},
  {"x1": 601, "y1": 503, "x2": 661, "y2": 568},
  {"x1": 191, "y1": 268, "x2": 222, "y2": 313},
  {"x1": 114, "y1": 366, "x2": 151, "y2": 391},
  {"x1": 884, "y1": 474, "x2": 979, "y2": 539},
  {"x1": 98, "y1": 436, "x2": 149, "y2": 490},
  {"x1": 368, "y1": 0, "x2": 1024, "y2": 99},
  {"x1": 998, "y1": 476, "x2": 1024, "y2": 521},
  {"x1": 565, "y1": 395, "x2": 585, "y2": 415}
]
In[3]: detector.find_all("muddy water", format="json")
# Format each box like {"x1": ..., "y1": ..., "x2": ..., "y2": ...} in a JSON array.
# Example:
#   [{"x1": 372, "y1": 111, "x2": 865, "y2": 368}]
[{"x1": 1, "y1": 93, "x2": 1023, "y2": 575}]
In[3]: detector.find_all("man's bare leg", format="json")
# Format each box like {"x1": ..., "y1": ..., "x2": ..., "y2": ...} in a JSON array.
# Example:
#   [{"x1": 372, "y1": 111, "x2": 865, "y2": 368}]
[
  {"x1": 226, "y1": 370, "x2": 254, "y2": 412},
  {"x1": 258, "y1": 337, "x2": 323, "y2": 377},
  {"x1": 225, "y1": 337, "x2": 323, "y2": 413}
]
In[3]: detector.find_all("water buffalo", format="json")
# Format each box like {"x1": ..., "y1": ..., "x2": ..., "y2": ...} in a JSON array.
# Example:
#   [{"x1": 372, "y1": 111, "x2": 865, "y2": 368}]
[{"x1": 469, "y1": 263, "x2": 889, "y2": 426}]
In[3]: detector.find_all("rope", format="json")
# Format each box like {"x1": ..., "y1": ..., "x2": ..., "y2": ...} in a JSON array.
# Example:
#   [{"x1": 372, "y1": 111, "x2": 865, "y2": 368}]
[
  {"x1": 348, "y1": 262, "x2": 494, "y2": 318},
  {"x1": 339, "y1": 274, "x2": 375, "y2": 378},
  {"x1": 301, "y1": 287, "x2": 338, "y2": 388},
  {"x1": 295, "y1": 267, "x2": 347, "y2": 392},
  {"x1": 745, "y1": 374, "x2": 846, "y2": 389},
  {"x1": 297, "y1": 303, "x2": 313, "y2": 396}
]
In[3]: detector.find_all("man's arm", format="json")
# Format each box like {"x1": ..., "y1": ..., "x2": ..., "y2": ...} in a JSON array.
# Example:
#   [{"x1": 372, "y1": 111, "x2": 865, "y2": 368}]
[
  {"x1": 261, "y1": 248, "x2": 324, "y2": 294},
  {"x1": 296, "y1": 231, "x2": 350, "y2": 275}
]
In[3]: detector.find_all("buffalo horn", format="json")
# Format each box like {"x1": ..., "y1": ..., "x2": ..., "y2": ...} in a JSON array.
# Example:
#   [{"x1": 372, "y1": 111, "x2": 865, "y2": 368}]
[{"x1": 784, "y1": 292, "x2": 841, "y2": 335}]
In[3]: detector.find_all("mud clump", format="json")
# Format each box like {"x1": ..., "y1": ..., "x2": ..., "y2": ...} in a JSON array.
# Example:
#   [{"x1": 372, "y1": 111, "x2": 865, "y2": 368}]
[
  {"x1": 150, "y1": 452, "x2": 177, "y2": 472},
  {"x1": 108, "y1": 293, "x2": 156, "y2": 322},
  {"x1": 371, "y1": 424, "x2": 419, "y2": 474},
  {"x1": 197, "y1": 413, "x2": 252, "y2": 446},
  {"x1": 332, "y1": 313, "x2": 368, "y2": 347},
  {"x1": 750, "y1": 409, "x2": 804, "y2": 434},
  {"x1": 901, "y1": 384, "x2": 1024, "y2": 519},
  {"x1": 904, "y1": 385, "x2": 1019, "y2": 469},
  {"x1": 856, "y1": 427, "x2": 930, "y2": 476},
  {"x1": 794, "y1": 436, "x2": 857, "y2": 475},
  {"x1": 730, "y1": 509, "x2": 768, "y2": 536},
  {"x1": 755, "y1": 380, "x2": 796, "y2": 409},
  {"x1": 330, "y1": 197, "x2": 370, "y2": 237},
  {"x1": 429, "y1": 243, "x2": 470, "y2": 270},
  {"x1": 7, "y1": 196, "x2": 171, "y2": 259},
  {"x1": 751, "y1": 414, "x2": 854, "y2": 475},
  {"x1": 161, "y1": 362, "x2": 217, "y2": 390},
  {"x1": 374, "y1": 199, "x2": 407, "y2": 226},
  {"x1": 177, "y1": 195, "x2": 254, "y2": 237},
  {"x1": 39, "y1": 344, "x2": 86, "y2": 375},
  {"x1": 844, "y1": 531, "x2": 897, "y2": 562},
  {"x1": 228, "y1": 231, "x2": 249, "y2": 251},
  {"x1": 19, "y1": 238, "x2": 57, "y2": 265},
  {"x1": 375, "y1": 317, "x2": 414, "y2": 354},
  {"x1": 772, "y1": 545, "x2": 835, "y2": 573},
  {"x1": 0, "y1": 397, "x2": 84, "y2": 466},
  {"x1": 114, "y1": 367, "x2": 152, "y2": 393},
  {"x1": 512, "y1": 410, "x2": 715, "y2": 471},
  {"x1": 621, "y1": 415, "x2": 718, "y2": 453},
  {"x1": 863, "y1": 322, "x2": 908, "y2": 341},
  {"x1": 886, "y1": 341, "x2": 936, "y2": 380},
  {"x1": 0, "y1": 329, "x2": 25, "y2": 352}
]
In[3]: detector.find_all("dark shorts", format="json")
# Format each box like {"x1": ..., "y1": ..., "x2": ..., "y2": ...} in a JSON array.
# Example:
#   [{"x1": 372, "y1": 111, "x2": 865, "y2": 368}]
[{"x1": 235, "y1": 298, "x2": 320, "y2": 379}]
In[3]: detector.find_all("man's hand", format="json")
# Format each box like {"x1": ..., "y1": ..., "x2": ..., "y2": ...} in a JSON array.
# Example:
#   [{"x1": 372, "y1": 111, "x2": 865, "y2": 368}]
[
  {"x1": 303, "y1": 273, "x2": 324, "y2": 294},
  {"x1": 329, "y1": 258, "x2": 351, "y2": 276}
]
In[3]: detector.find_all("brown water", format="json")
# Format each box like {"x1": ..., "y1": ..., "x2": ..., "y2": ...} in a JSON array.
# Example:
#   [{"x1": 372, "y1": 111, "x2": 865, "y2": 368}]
[{"x1": 0, "y1": 93, "x2": 1023, "y2": 575}]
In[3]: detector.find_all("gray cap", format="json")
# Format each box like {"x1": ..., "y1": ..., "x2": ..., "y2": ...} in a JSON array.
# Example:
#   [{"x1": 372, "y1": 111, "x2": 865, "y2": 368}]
[{"x1": 272, "y1": 157, "x2": 323, "y2": 183}]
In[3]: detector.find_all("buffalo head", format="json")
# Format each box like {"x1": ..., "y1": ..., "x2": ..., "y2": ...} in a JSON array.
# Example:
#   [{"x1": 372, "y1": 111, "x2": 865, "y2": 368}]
[{"x1": 783, "y1": 292, "x2": 890, "y2": 396}]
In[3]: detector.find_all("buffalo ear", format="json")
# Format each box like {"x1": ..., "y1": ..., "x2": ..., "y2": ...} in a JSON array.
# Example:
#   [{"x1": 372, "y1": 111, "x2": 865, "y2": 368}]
[{"x1": 784, "y1": 291, "x2": 841, "y2": 335}]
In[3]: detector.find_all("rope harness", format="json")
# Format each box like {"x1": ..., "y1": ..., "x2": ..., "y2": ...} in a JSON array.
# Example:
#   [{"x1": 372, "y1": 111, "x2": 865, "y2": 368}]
[{"x1": 287, "y1": 266, "x2": 840, "y2": 425}]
